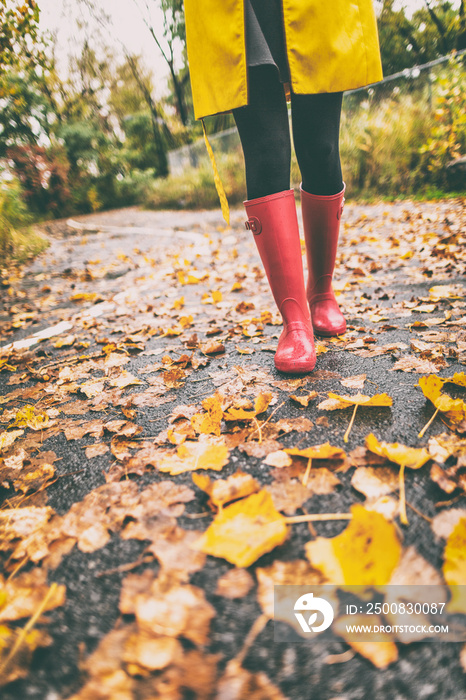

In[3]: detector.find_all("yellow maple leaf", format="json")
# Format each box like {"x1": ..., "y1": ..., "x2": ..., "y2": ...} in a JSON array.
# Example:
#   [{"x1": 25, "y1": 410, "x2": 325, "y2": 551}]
[
  {"x1": 418, "y1": 373, "x2": 466, "y2": 436},
  {"x1": 443, "y1": 516, "x2": 466, "y2": 614},
  {"x1": 223, "y1": 393, "x2": 272, "y2": 421},
  {"x1": 193, "y1": 490, "x2": 288, "y2": 567},
  {"x1": 318, "y1": 393, "x2": 393, "y2": 443},
  {"x1": 284, "y1": 443, "x2": 346, "y2": 485},
  {"x1": 365, "y1": 434, "x2": 431, "y2": 525},
  {"x1": 305, "y1": 504, "x2": 402, "y2": 585},
  {"x1": 191, "y1": 396, "x2": 223, "y2": 437},
  {"x1": 365, "y1": 434, "x2": 430, "y2": 470},
  {"x1": 158, "y1": 441, "x2": 229, "y2": 475}
]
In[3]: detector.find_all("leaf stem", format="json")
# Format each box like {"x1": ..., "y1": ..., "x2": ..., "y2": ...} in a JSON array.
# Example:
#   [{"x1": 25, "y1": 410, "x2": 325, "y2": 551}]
[
  {"x1": 302, "y1": 458, "x2": 312, "y2": 486},
  {"x1": 418, "y1": 406, "x2": 440, "y2": 438},
  {"x1": 344, "y1": 403, "x2": 358, "y2": 443},
  {"x1": 284, "y1": 513, "x2": 352, "y2": 524},
  {"x1": 399, "y1": 463, "x2": 408, "y2": 525}
]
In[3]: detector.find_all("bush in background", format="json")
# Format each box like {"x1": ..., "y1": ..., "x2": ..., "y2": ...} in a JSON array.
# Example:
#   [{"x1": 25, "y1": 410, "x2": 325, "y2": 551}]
[{"x1": 0, "y1": 180, "x2": 48, "y2": 266}]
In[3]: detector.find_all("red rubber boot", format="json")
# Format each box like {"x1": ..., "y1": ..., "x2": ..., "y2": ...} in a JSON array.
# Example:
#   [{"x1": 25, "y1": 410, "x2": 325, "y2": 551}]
[
  {"x1": 300, "y1": 184, "x2": 347, "y2": 336},
  {"x1": 244, "y1": 189, "x2": 316, "y2": 374}
]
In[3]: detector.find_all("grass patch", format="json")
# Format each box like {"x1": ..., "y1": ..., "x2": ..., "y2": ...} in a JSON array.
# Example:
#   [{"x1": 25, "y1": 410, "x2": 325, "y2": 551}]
[{"x1": 0, "y1": 181, "x2": 49, "y2": 268}]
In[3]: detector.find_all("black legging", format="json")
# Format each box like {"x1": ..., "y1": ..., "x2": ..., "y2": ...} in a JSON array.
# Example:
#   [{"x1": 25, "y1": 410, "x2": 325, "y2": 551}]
[{"x1": 233, "y1": 65, "x2": 343, "y2": 200}]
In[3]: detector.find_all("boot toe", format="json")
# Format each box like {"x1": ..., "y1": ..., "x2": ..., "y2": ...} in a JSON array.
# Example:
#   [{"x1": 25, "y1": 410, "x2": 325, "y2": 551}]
[
  {"x1": 274, "y1": 327, "x2": 316, "y2": 374},
  {"x1": 311, "y1": 302, "x2": 346, "y2": 337}
]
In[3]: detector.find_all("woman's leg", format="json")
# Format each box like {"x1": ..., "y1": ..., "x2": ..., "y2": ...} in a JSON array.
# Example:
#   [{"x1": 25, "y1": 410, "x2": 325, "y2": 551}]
[
  {"x1": 290, "y1": 91, "x2": 343, "y2": 196},
  {"x1": 290, "y1": 91, "x2": 347, "y2": 336},
  {"x1": 233, "y1": 65, "x2": 291, "y2": 200},
  {"x1": 234, "y1": 66, "x2": 315, "y2": 373}
]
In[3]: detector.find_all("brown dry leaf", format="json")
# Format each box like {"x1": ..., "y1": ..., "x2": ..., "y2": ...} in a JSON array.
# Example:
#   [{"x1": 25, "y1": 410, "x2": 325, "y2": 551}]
[
  {"x1": 333, "y1": 615, "x2": 398, "y2": 668},
  {"x1": 199, "y1": 339, "x2": 225, "y2": 355},
  {"x1": 108, "y1": 370, "x2": 143, "y2": 390},
  {"x1": 263, "y1": 450, "x2": 292, "y2": 468},
  {"x1": 351, "y1": 466, "x2": 399, "y2": 501},
  {"x1": 192, "y1": 470, "x2": 260, "y2": 509},
  {"x1": 0, "y1": 429, "x2": 24, "y2": 451},
  {"x1": 340, "y1": 374, "x2": 367, "y2": 390},
  {"x1": 305, "y1": 504, "x2": 402, "y2": 585},
  {"x1": 193, "y1": 490, "x2": 288, "y2": 568},
  {"x1": 85, "y1": 443, "x2": 109, "y2": 459},
  {"x1": 391, "y1": 355, "x2": 440, "y2": 373},
  {"x1": 428, "y1": 434, "x2": 466, "y2": 465},
  {"x1": 430, "y1": 463, "x2": 459, "y2": 494},
  {"x1": 133, "y1": 578, "x2": 216, "y2": 646},
  {"x1": 0, "y1": 459, "x2": 56, "y2": 498},
  {"x1": 290, "y1": 392, "x2": 317, "y2": 407},
  {"x1": 0, "y1": 506, "x2": 55, "y2": 557},
  {"x1": 123, "y1": 631, "x2": 181, "y2": 672},
  {"x1": 148, "y1": 526, "x2": 206, "y2": 582},
  {"x1": 215, "y1": 569, "x2": 255, "y2": 599},
  {"x1": 163, "y1": 367, "x2": 185, "y2": 389},
  {"x1": 443, "y1": 516, "x2": 466, "y2": 614},
  {"x1": 216, "y1": 659, "x2": 287, "y2": 700},
  {"x1": 388, "y1": 545, "x2": 444, "y2": 587},
  {"x1": 238, "y1": 439, "x2": 283, "y2": 459},
  {"x1": 0, "y1": 569, "x2": 66, "y2": 622},
  {"x1": 64, "y1": 420, "x2": 104, "y2": 441},
  {"x1": 268, "y1": 469, "x2": 340, "y2": 514},
  {"x1": 431, "y1": 508, "x2": 466, "y2": 540},
  {"x1": 256, "y1": 560, "x2": 325, "y2": 618},
  {"x1": 78, "y1": 379, "x2": 106, "y2": 398},
  {"x1": 158, "y1": 440, "x2": 229, "y2": 475}
]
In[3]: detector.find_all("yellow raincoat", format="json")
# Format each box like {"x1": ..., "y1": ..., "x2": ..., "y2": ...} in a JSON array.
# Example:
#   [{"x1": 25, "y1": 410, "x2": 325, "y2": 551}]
[{"x1": 185, "y1": 0, "x2": 383, "y2": 120}]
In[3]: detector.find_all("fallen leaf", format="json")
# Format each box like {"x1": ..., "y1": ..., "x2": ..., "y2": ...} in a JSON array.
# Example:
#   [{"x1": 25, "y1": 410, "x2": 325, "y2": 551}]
[
  {"x1": 333, "y1": 615, "x2": 398, "y2": 668},
  {"x1": 340, "y1": 374, "x2": 366, "y2": 390},
  {"x1": 391, "y1": 355, "x2": 439, "y2": 374},
  {"x1": 419, "y1": 373, "x2": 466, "y2": 432},
  {"x1": 193, "y1": 490, "x2": 288, "y2": 568},
  {"x1": 223, "y1": 393, "x2": 272, "y2": 421},
  {"x1": 351, "y1": 466, "x2": 399, "y2": 501},
  {"x1": 215, "y1": 569, "x2": 255, "y2": 599},
  {"x1": 256, "y1": 559, "x2": 325, "y2": 617},
  {"x1": 290, "y1": 392, "x2": 317, "y2": 407},
  {"x1": 305, "y1": 504, "x2": 402, "y2": 585},
  {"x1": 318, "y1": 393, "x2": 392, "y2": 442},
  {"x1": 443, "y1": 517, "x2": 466, "y2": 614},
  {"x1": 431, "y1": 508, "x2": 466, "y2": 539},
  {"x1": 0, "y1": 570, "x2": 66, "y2": 622},
  {"x1": 158, "y1": 440, "x2": 229, "y2": 475},
  {"x1": 192, "y1": 470, "x2": 260, "y2": 510}
]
